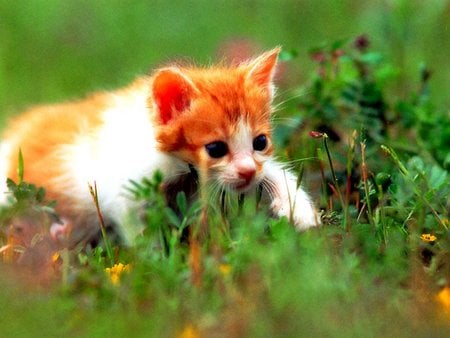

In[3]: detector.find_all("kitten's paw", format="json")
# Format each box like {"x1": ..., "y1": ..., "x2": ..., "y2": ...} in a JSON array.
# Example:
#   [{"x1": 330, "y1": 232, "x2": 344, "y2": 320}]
[
  {"x1": 271, "y1": 188, "x2": 320, "y2": 230},
  {"x1": 50, "y1": 218, "x2": 71, "y2": 243}
]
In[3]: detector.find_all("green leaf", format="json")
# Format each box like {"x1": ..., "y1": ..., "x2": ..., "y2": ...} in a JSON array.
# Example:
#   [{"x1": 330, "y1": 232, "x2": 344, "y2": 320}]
[
  {"x1": 18, "y1": 149, "x2": 24, "y2": 183},
  {"x1": 429, "y1": 166, "x2": 448, "y2": 191},
  {"x1": 331, "y1": 39, "x2": 347, "y2": 51},
  {"x1": 6, "y1": 178, "x2": 17, "y2": 191},
  {"x1": 153, "y1": 170, "x2": 163, "y2": 185},
  {"x1": 36, "y1": 187, "x2": 46, "y2": 203},
  {"x1": 444, "y1": 153, "x2": 450, "y2": 170},
  {"x1": 176, "y1": 191, "x2": 187, "y2": 215},
  {"x1": 360, "y1": 52, "x2": 383, "y2": 65},
  {"x1": 186, "y1": 200, "x2": 202, "y2": 221},
  {"x1": 408, "y1": 156, "x2": 425, "y2": 174},
  {"x1": 164, "y1": 208, "x2": 181, "y2": 228}
]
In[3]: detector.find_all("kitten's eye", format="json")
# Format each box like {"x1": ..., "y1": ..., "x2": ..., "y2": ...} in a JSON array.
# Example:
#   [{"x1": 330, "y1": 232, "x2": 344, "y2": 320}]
[
  {"x1": 205, "y1": 141, "x2": 228, "y2": 158},
  {"x1": 253, "y1": 134, "x2": 267, "y2": 151}
]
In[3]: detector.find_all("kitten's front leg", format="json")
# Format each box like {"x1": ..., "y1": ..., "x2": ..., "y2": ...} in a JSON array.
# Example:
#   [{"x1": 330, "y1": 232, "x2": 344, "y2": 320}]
[{"x1": 262, "y1": 160, "x2": 320, "y2": 229}]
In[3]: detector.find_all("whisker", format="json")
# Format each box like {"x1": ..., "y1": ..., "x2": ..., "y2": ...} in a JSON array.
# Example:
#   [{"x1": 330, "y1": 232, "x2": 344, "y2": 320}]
[
  {"x1": 261, "y1": 177, "x2": 277, "y2": 197},
  {"x1": 270, "y1": 116, "x2": 302, "y2": 124},
  {"x1": 283, "y1": 157, "x2": 319, "y2": 165},
  {"x1": 272, "y1": 88, "x2": 312, "y2": 111},
  {"x1": 207, "y1": 180, "x2": 222, "y2": 204}
]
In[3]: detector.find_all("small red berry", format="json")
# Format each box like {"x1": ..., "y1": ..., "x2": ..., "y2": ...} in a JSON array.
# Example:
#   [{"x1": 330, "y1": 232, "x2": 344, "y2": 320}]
[{"x1": 354, "y1": 35, "x2": 370, "y2": 51}]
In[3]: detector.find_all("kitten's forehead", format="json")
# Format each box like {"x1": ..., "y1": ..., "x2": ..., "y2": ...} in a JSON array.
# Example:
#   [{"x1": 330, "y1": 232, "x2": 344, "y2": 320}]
[
  {"x1": 229, "y1": 118, "x2": 253, "y2": 151},
  {"x1": 190, "y1": 67, "x2": 272, "y2": 120},
  {"x1": 226, "y1": 117, "x2": 273, "y2": 160},
  {"x1": 185, "y1": 89, "x2": 271, "y2": 142}
]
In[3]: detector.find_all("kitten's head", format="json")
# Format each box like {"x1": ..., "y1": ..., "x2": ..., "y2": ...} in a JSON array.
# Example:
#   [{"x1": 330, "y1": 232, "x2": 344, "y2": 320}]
[{"x1": 151, "y1": 48, "x2": 280, "y2": 192}]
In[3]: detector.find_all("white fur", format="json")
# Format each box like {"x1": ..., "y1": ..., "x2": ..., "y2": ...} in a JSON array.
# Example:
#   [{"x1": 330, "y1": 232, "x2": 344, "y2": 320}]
[
  {"x1": 55, "y1": 86, "x2": 189, "y2": 242},
  {"x1": 227, "y1": 119, "x2": 257, "y2": 182},
  {"x1": 230, "y1": 118, "x2": 254, "y2": 152},
  {"x1": 263, "y1": 159, "x2": 319, "y2": 229}
]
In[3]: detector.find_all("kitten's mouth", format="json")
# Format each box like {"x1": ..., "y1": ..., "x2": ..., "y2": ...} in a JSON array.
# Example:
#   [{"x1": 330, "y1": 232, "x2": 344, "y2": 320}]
[
  {"x1": 226, "y1": 176, "x2": 262, "y2": 192},
  {"x1": 236, "y1": 182, "x2": 251, "y2": 190},
  {"x1": 233, "y1": 179, "x2": 258, "y2": 192}
]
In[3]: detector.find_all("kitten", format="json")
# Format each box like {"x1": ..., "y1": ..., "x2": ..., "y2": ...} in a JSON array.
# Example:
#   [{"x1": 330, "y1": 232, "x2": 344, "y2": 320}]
[{"x1": 0, "y1": 48, "x2": 319, "y2": 246}]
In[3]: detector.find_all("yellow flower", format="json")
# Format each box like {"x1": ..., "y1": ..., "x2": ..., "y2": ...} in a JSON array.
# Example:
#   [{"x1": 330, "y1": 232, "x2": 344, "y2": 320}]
[
  {"x1": 105, "y1": 263, "x2": 131, "y2": 285},
  {"x1": 437, "y1": 287, "x2": 450, "y2": 309},
  {"x1": 52, "y1": 252, "x2": 60, "y2": 263},
  {"x1": 219, "y1": 263, "x2": 231, "y2": 276},
  {"x1": 420, "y1": 234, "x2": 437, "y2": 243},
  {"x1": 178, "y1": 324, "x2": 200, "y2": 338}
]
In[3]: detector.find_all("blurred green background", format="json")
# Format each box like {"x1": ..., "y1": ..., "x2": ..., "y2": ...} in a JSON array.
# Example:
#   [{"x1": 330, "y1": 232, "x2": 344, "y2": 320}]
[{"x1": 0, "y1": 0, "x2": 449, "y2": 127}]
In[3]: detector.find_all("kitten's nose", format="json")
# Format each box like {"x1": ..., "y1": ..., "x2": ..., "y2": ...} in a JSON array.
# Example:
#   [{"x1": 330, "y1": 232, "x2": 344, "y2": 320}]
[
  {"x1": 234, "y1": 154, "x2": 256, "y2": 185},
  {"x1": 238, "y1": 167, "x2": 256, "y2": 183}
]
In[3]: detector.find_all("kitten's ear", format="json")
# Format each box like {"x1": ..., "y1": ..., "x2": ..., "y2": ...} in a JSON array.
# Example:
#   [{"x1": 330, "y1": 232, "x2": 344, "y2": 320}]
[
  {"x1": 151, "y1": 68, "x2": 197, "y2": 124},
  {"x1": 245, "y1": 47, "x2": 281, "y2": 92}
]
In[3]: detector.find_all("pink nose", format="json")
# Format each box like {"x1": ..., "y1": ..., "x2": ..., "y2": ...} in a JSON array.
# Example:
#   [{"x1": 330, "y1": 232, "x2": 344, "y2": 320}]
[{"x1": 238, "y1": 168, "x2": 256, "y2": 183}]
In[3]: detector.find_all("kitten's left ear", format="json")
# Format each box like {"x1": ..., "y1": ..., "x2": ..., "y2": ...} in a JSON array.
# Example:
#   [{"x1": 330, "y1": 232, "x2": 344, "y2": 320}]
[
  {"x1": 245, "y1": 47, "x2": 281, "y2": 93},
  {"x1": 151, "y1": 67, "x2": 198, "y2": 125}
]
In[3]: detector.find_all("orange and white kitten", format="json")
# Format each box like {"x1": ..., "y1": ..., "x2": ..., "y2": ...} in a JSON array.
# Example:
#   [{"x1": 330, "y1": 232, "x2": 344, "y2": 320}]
[{"x1": 0, "y1": 49, "x2": 319, "y2": 245}]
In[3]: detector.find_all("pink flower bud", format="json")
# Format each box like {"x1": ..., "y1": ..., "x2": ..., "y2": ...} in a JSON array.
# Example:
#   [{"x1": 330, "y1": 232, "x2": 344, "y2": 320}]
[{"x1": 309, "y1": 131, "x2": 324, "y2": 138}]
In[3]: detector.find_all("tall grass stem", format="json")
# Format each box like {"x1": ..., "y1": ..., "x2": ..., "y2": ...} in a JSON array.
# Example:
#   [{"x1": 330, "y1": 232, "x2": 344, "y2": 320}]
[
  {"x1": 88, "y1": 182, "x2": 114, "y2": 265},
  {"x1": 322, "y1": 133, "x2": 347, "y2": 224},
  {"x1": 361, "y1": 142, "x2": 375, "y2": 227}
]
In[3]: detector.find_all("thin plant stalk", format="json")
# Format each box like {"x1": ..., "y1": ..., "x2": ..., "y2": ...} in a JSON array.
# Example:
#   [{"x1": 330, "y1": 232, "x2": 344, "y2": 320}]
[
  {"x1": 361, "y1": 142, "x2": 375, "y2": 227},
  {"x1": 61, "y1": 247, "x2": 70, "y2": 288},
  {"x1": 322, "y1": 133, "x2": 347, "y2": 223},
  {"x1": 316, "y1": 148, "x2": 329, "y2": 209},
  {"x1": 189, "y1": 159, "x2": 210, "y2": 288},
  {"x1": 88, "y1": 182, "x2": 114, "y2": 264},
  {"x1": 344, "y1": 130, "x2": 357, "y2": 231},
  {"x1": 197, "y1": 158, "x2": 210, "y2": 238}
]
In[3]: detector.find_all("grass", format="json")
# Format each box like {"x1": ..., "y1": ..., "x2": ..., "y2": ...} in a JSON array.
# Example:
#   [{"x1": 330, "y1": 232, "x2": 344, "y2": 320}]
[{"x1": 1, "y1": 2, "x2": 450, "y2": 337}]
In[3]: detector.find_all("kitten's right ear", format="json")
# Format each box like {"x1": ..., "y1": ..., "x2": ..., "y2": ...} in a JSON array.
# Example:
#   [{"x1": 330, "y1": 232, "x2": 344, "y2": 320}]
[
  {"x1": 245, "y1": 47, "x2": 281, "y2": 94},
  {"x1": 151, "y1": 68, "x2": 197, "y2": 124}
]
